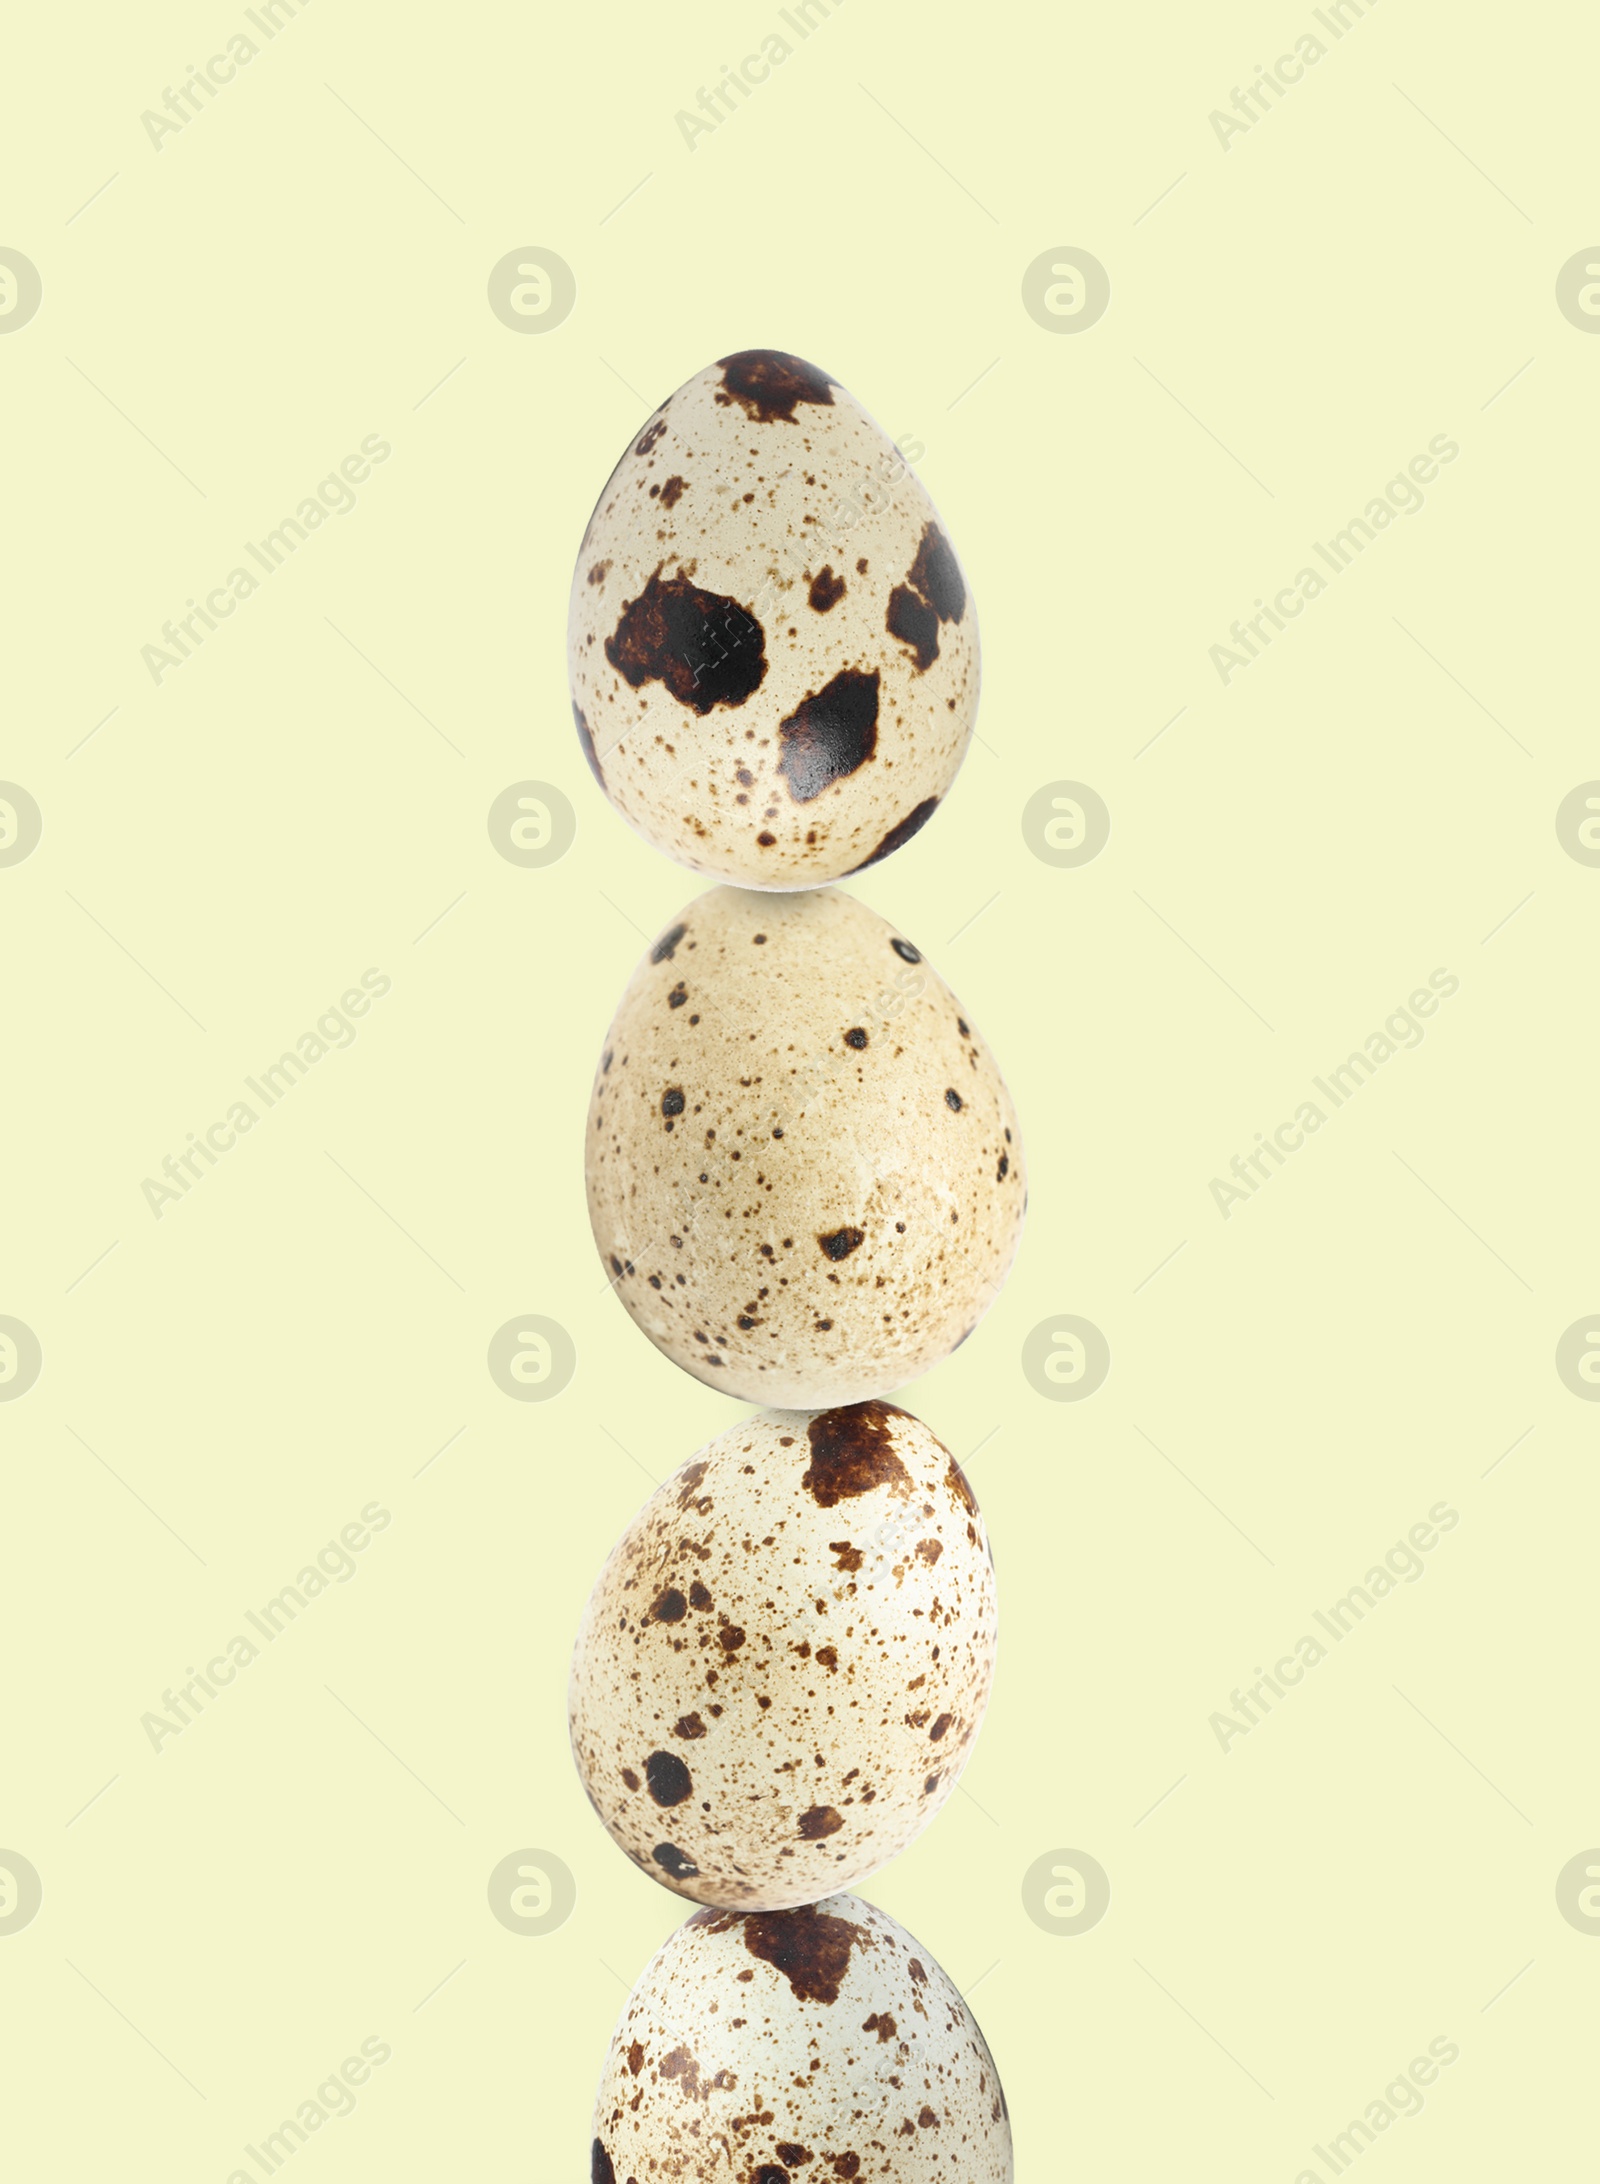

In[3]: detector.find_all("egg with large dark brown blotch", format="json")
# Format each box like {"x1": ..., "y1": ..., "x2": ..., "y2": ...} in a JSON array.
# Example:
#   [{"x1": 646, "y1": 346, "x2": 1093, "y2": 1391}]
[
  {"x1": 569, "y1": 1403, "x2": 996, "y2": 1911},
  {"x1": 585, "y1": 884, "x2": 1025, "y2": 1406},
  {"x1": 591, "y1": 1893, "x2": 1012, "y2": 2183},
  {"x1": 568, "y1": 349, "x2": 979, "y2": 886}
]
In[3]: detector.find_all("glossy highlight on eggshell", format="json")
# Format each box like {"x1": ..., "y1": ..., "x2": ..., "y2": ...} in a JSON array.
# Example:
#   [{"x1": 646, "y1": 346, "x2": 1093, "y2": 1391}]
[
  {"x1": 591, "y1": 1892, "x2": 1013, "y2": 2182},
  {"x1": 568, "y1": 349, "x2": 980, "y2": 886},
  {"x1": 584, "y1": 883, "x2": 1026, "y2": 1406},
  {"x1": 569, "y1": 1403, "x2": 997, "y2": 1911}
]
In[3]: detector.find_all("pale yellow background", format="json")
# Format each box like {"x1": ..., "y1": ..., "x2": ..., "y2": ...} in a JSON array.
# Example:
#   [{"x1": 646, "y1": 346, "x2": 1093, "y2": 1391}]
[{"x1": 2, "y1": 1, "x2": 1596, "y2": 2176}]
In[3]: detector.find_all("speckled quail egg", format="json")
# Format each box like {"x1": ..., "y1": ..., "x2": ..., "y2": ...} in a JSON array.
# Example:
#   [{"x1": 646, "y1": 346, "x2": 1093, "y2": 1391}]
[
  {"x1": 591, "y1": 1892, "x2": 1012, "y2": 2184},
  {"x1": 569, "y1": 1401, "x2": 996, "y2": 1911},
  {"x1": 585, "y1": 884, "x2": 1025, "y2": 1407},
  {"x1": 568, "y1": 349, "x2": 980, "y2": 887}
]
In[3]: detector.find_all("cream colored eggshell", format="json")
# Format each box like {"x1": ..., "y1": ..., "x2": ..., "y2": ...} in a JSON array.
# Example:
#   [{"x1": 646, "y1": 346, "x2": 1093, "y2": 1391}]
[
  {"x1": 569, "y1": 1403, "x2": 997, "y2": 1911},
  {"x1": 568, "y1": 349, "x2": 980, "y2": 887},
  {"x1": 585, "y1": 884, "x2": 1026, "y2": 1407},
  {"x1": 591, "y1": 1892, "x2": 1013, "y2": 2184}
]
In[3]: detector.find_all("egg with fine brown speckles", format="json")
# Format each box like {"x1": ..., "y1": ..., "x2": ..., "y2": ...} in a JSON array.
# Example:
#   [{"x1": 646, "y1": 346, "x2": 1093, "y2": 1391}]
[
  {"x1": 591, "y1": 1892, "x2": 1012, "y2": 2183},
  {"x1": 568, "y1": 349, "x2": 980, "y2": 886},
  {"x1": 569, "y1": 1403, "x2": 996, "y2": 1911},
  {"x1": 585, "y1": 884, "x2": 1025, "y2": 1406}
]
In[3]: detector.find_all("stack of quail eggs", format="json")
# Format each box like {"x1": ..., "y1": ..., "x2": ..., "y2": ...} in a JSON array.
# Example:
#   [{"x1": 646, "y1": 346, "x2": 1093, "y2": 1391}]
[{"x1": 568, "y1": 350, "x2": 1023, "y2": 2184}]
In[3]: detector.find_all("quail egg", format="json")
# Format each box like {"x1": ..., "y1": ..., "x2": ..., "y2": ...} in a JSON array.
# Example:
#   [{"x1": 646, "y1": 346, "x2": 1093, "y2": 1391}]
[
  {"x1": 591, "y1": 1892, "x2": 1012, "y2": 2182},
  {"x1": 569, "y1": 350, "x2": 979, "y2": 886},
  {"x1": 569, "y1": 1401, "x2": 996, "y2": 1910},
  {"x1": 585, "y1": 884, "x2": 1025, "y2": 1406}
]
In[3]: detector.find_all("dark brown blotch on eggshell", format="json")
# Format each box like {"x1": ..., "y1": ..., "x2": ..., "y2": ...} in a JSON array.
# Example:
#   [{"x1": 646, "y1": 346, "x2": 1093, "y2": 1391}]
[
  {"x1": 817, "y1": 1225, "x2": 864, "y2": 1262},
  {"x1": 848, "y1": 796, "x2": 939, "y2": 872},
  {"x1": 777, "y1": 669, "x2": 880, "y2": 802},
  {"x1": 946, "y1": 1456, "x2": 980, "y2": 1515},
  {"x1": 716, "y1": 349, "x2": 836, "y2": 424},
  {"x1": 886, "y1": 522, "x2": 967, "y2": 673},
  {"x1": 646, "y1": 1750, "x2": 693, "y2": 1806},
  {"x1": 801, "y1": 1402, "x2": 913, "y2": 1508},
  {"x1": 606, "y1": 568, "x2": 767, "y2": 715},
  {"x1": 740, "y1": 1901, "x2": 869, "y2": 2002},
  {"x1": 674, "y1": 1459, "x2": 709, "y2": 1507},
  {"x1": 886, "y1": 588, "x2": 938, "y2": 674}
]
